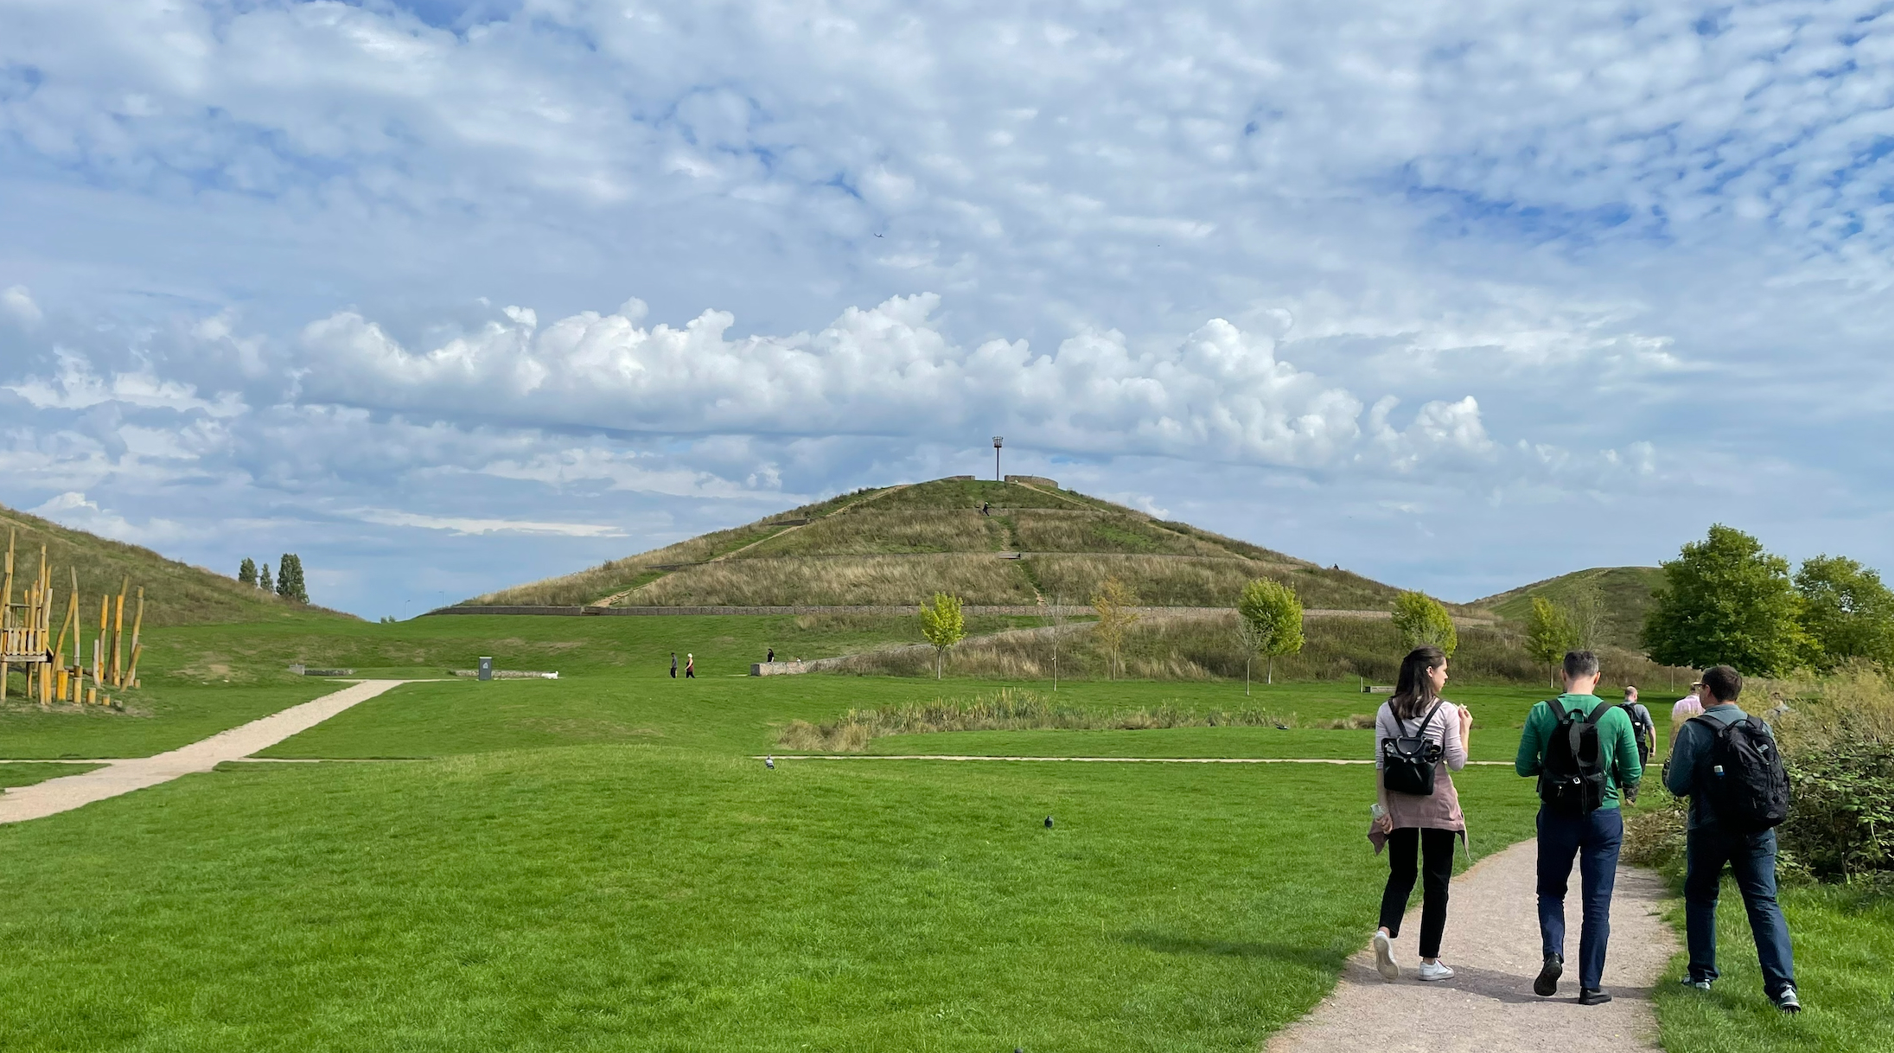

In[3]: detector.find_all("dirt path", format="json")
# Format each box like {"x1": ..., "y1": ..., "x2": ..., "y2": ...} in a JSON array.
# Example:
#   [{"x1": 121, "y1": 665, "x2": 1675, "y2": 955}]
[
  {"x1": 0, "y1": 680, "x2": 410, "y2": 824},
  {"x1": 1267, "y1": 838, "x2": 1676, "y2": 1053}
]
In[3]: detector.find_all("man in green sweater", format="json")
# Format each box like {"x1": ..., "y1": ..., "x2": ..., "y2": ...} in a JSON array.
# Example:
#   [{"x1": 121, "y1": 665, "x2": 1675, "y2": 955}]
[{"x1": 1515, "y1": 650, "x2": 1643, "y2": 1005}]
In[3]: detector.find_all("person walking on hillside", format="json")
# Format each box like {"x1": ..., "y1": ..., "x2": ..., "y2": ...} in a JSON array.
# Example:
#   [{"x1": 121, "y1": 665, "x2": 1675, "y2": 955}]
[
  {"x1": 684, "y1": 653, "x2": 696, "y2": 679},
  {"x1": 1670, "y1": 680, "x2": 1705, "y2": 747},
  {"x1": 1369, "y1": 645, "x2": 1473, "y2": 983},
  {"x1": 1516, "y1": 650, "x2": 1643, "y2": 1005},
  {"x1": 670, "y1": 652, "x2": 678, "y2": 679},
  {"x1": 1663, "y1": 665, "x2": 1800, "y2": 1013},
  {"x1": 767, "y1": 647, "x2": 775, "y2": 664}
]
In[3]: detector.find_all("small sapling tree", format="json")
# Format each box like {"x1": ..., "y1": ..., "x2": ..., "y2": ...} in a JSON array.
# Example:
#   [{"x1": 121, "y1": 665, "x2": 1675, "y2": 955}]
[
  {"x1": 1392, "y1": 591, "x2": 1457, "y2": 657},
  {"x1": 1236, "y1": 578, "x2": 1304, "y2": 690},
  {"x1": 259, "y1": 562, "x2": 273, "y2": 593},
  {"x1": 919, "y1": 592, "x2": 966, "y2": 679},
  {"x1": 1525, "y1": 596, "x2": 1576, "y2": 688},
  {"x1": 1091, "y1": 577, "x2": 1139, "y2": 679},
  {"x1": 238, "y1": 558, "x2": 257, "y2": 587}
]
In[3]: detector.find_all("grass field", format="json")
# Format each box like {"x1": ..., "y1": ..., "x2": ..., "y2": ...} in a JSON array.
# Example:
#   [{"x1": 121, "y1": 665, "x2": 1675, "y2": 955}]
[
  {"x1": 0, "y1": 762, "x2": 104, "y2": 788},
  {"x1": 0, "y1": 610, "x2": 1882, "y2": 1052}
]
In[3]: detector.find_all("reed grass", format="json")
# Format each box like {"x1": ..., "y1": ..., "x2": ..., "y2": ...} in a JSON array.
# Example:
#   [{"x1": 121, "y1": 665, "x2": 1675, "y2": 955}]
[
  {"x1": 735, "y1": 510, "x2": 1004, "y2": 557},
  {"x1": 631, "y1": 554, "x2": 1037, "y2": 606},
  {"x1": 774, "y1": 687, "x2": 1301, "y2": 751}
]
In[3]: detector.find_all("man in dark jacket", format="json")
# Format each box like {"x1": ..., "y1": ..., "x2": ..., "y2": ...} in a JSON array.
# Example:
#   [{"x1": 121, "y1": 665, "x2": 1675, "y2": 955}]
[{"x1": 1663, "y1": 664, "x2": 1799, "y2": 1013}]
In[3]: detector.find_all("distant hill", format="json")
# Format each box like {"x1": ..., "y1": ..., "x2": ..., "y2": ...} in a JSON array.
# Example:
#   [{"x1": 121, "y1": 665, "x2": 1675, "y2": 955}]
[
  {"x1": 1473, "y1": 566, "x2": 1665, "y2": 650},
  {"x1": 466, "y1": 476, "x2": 1419, "y2": 611},
  {"x1": 0, "y1": 502, "x2": 355, "y2": 627}
]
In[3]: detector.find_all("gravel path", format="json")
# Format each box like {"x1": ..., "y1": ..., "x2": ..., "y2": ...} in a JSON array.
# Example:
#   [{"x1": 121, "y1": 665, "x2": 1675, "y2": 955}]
[
  {"x1": 1267, "y1": 837, "x2": 1676, "y2": 1053},
  {"x1": 0, "y1": 680, "x2": 409, "y2": 825}
]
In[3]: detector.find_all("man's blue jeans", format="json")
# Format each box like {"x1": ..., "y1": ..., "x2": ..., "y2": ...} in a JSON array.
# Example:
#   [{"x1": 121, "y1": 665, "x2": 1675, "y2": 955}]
[
  {"x1": 1684, "y1": 825, "x2": 1796, "y2": 996},
  {"x1": 1536, "y1": 806, "x2": 1624, "y2": 991}
]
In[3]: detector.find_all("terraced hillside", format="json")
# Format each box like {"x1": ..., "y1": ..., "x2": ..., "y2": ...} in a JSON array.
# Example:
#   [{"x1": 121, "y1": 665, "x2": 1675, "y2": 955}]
[
  {"x1": 0, "y1": 501, "x2": 354, "y2": 626},
  {"x1": 1473, "y1": 566, "x2": 1665, "y2": 650},
  {"x1": 465, "y1": 477, "x2": 1409, "y2": 610}
]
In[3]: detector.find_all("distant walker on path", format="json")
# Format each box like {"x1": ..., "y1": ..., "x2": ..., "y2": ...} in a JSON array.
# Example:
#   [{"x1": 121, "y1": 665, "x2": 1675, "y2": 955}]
[
  {"x1": 767, "y1": 647, "x2": 775, "y2": 663},
  {"x1": 1662, "y1": 665, "x2": 1800, "y2": 1013},
  {"x1": 1368, "y1": 645, "x2": 1474, "y2": 983},
  {"x1": 1515, "y1": 649, "x2": 1643, "y2": 1006},
  {"x1": 670, "y1": 652, "x2": 678, "y2": 679},
  {"x1": 685, "y1": 653, "x2": 696, "y2": 679}
]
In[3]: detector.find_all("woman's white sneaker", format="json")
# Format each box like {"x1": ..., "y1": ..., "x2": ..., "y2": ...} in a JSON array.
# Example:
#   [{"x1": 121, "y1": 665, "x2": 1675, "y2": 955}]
[
  {"x1": 1372, "y1": 931, "x2": 1400, "y2": 980},
  {"x1": 1417, "y1": 960, "x2": 1456, "y2": 982}
]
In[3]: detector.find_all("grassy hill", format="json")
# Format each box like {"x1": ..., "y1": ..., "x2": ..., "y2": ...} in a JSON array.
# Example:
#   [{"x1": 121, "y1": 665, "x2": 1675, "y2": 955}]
[
  {"x1": 0, "y1": 501, "x2": 356, "y2": 627},
  {"x1": 1473, "y1": 566, "x2": 1665, "y2": 650},
  {"x1": 466, "y1": 477, "x2": 1414, "y2": 611}
]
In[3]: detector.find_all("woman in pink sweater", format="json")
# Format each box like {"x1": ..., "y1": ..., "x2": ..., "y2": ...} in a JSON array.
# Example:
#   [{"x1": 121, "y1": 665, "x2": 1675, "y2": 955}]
[{"x1": 1369, "y1": 645, "x2": 1473, "y2": 982}]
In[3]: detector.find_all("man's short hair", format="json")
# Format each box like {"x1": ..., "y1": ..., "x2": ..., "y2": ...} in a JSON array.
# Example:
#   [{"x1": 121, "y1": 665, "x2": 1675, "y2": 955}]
[
  {"x1": 1700, "y1": 665, "x2": 1742, "y2": 703},
  {"x1": 1563, "y1": 650, "x2": 1600, "y2": 680}
]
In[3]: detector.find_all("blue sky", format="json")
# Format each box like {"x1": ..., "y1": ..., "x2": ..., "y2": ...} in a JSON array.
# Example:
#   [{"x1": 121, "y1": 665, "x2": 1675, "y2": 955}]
[{"x1": 3, "y1": 0, "x2": 1893, "y2": 619}]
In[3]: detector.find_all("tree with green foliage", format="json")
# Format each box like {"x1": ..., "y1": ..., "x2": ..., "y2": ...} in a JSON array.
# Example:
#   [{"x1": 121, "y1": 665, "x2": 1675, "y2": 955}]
[
  {"x1": 1643, "y1": 524, "x2": 1810, "y2": 675},
  {"x1": 1091, "y1": 577, "x2": 1139, "y2": 679},
  {"x1": 918, "y1": 592, "x2": 966, "y2": 679},
  {"x1": 1391, "y1": 591, "x2": 1457, "y2": 657},
  {"x1": 276, "y1": 553, "x2": 309, "y2": 604},
  {"x1": 1236, "y1": 579, "x2": 1304, "y2": 690},
  {"x1": 1564, "y1": 577, "x2": 1604, "y2": 650},
  {"x1": 238, "y1": 557, "x2": 257, "y2": 587},
  {"x1": 1525, "y1": 596, "x2": 1576, "y2": 688},
  {"x1": 1794, "y1": 554, "x2": 1894, "y2": 668},
  {"x1": 259, "y1": 562, "x2": 273, "y2": 593}
]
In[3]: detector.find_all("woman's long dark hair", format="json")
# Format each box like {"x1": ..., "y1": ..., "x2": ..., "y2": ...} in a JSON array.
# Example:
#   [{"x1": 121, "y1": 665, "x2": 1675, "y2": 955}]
[{"x1": 1390, "y1": 646, "x2": 1448, "y2": 720}]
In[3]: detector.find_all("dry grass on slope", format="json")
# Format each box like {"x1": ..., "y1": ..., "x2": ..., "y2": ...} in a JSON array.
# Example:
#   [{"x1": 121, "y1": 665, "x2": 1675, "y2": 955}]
[
  {"x1": 734, "y1": 510, "x2": 1005, "y2": 557},
  {"x1": 1008, "y1": 511, "x2": 1229, "y2": 556},
  {"x1": 626, "y1": 553, "x2": 1037, "y2": 606}
]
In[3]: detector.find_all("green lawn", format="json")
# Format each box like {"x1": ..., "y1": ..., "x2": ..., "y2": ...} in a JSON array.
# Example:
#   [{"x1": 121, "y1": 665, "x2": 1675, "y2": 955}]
[
  {"x1": 0, "y1": 762, "x2": 104, "y2": 788},
  {"x1": 0, "y1": 612, "x2": 1882, "y2": 1051},
  {"x1": 1655, "y1": 881, "x2": 1894, "y2": 1053}
]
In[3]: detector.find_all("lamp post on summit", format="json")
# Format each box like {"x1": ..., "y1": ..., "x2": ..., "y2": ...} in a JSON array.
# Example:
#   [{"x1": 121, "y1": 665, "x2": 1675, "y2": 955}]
[{"x1": 993, "y1": 436, "x2": 1003, "y2": 481}]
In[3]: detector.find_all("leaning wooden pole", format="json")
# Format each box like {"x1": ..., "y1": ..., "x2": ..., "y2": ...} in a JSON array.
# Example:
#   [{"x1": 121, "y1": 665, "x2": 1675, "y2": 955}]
[
  {"x1": 111, "y1": 577, "x2": 127, "y2": 687},
  {"x1": 96, "y1": 594, "x2": 108, "y2": 688},
  {"x1": 1, "y1": 529, "x2": 14, "y2": 703},
  {"x1": 125, "y1": 588, "x2": 145, "y2": 688}
]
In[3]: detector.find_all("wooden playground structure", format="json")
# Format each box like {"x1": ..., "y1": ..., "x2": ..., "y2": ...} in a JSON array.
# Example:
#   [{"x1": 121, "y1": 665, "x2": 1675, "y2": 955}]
[{"x1": 0, "y1": 531, "x2": 144, "y2": 708}]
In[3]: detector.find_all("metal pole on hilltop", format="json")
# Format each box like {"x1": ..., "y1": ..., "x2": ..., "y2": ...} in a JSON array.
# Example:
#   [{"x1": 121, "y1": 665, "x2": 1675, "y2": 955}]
[{"x1": 993, "y1": 436, "x2": 1003, "y2": 481}]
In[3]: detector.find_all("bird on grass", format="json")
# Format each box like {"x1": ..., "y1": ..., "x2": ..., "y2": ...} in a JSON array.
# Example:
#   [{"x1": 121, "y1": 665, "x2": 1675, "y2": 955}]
[
  {"x1": 1273, "y1": 722, "x2": 1289, "y2": 730},
  {"x1": 1044, "y1": 816, "x2": 1053, "y2": 829},
  {"x1": 765, "y1": 756, "x2": 775, "y2": 769}
]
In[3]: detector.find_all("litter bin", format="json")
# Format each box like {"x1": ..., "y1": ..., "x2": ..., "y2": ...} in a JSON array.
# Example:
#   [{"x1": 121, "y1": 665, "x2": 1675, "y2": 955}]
[{"x1": 478, "y1": 656, "x2": 493, "y2": 682}]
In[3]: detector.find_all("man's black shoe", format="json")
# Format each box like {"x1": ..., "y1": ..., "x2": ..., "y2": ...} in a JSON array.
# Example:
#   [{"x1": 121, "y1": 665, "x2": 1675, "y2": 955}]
[
  {"x1": 1773, "y1": 986, "x2": 1801, "y2": 1014},
  {"x1": 1533, "y1": 954, "x2": 1563, "y2": 997},
  {"x1": 1578, "y1": 988, "x2": 1613, "y2": 1006}
]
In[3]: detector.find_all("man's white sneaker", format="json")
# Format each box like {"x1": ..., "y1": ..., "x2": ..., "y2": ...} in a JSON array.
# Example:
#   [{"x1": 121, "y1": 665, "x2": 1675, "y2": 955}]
[
  {"x1": 1417, "y1": 960, "x2": 1456, "y2": 982},
  {"x1": 1372, "y1": 931, "x2": 1400, "y2": 981}
]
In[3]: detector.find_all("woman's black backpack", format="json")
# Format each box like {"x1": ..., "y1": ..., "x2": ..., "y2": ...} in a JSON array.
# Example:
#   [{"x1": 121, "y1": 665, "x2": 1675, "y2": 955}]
[
  {"x1": 1381, "y1": 701, "x2": 1446, "y2": 796},
  {"x1": 1538, "y1": 700, "x2": 1619, "y2": 815}
]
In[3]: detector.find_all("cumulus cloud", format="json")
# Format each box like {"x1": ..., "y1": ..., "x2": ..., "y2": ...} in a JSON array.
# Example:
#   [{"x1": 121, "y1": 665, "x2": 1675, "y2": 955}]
[
  {"x1": 2, "y1": 285, "x2": 41, "y2": 326},
  {"x1": 6, "y1": 351, "x2": 245, "y2": 417},
  {"x1": 29, "y1": 491, "x2": 190, "y2": 545},
  {"x1": 301, "y1": 293, "x2": 1517, "y2": 474}
]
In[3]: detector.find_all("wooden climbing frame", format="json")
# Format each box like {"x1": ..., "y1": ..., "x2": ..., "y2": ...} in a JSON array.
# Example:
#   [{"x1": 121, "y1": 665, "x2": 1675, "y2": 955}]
[{"x1": 0, "y1": 530, "x2": 143, "y2": 707}]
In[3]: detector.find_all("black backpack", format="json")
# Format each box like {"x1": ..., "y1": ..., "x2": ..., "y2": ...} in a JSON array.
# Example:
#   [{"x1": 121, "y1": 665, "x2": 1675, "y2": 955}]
[
  {"x1": 1381, "y1": 701, "x2": 1446, "y2": 796},
  {"x1": 1538, "y1": 699, "x2": 1620, "y2": 815},
  {"x1": 1627, "y1": 705, "x2": 1656, "y2": 766},
  {"x1": 1698, "y1": 712, "x2": 1791, "y2": 832}
]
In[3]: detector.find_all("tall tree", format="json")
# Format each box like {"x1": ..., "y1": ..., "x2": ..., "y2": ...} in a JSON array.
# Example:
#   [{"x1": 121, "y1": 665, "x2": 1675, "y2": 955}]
[
  {"x1": 918, "y1": 593, "x2": 966, "y2": 679},
  {"x1": 1090, "y1": 577, "x2": 1139, "y2": 679},
  {"x1": 276, "y1": 553, "x2": 309, "y2": 604},
  {"x1": 1643, "y1": 524, "x2": 1809, "y2": 675},
  {"x1": 1236, "y1": 578, "x2": 1305, "y2": 689},
  {"x1": 1525, "y1": 596, "x2": 1576, "y2": 688},
  {"x1": 1392, "y1": 591, "x2": 1458, "y2": 657},
  {"x1": 237, "y1": 557, "x2": 257, "y2": 587},
  {"x1": 1794, "y1": 554, "x2": 1894, "y2": 668},
  {"x1": 259, "y1": 562, "x2": 273, "y2": 593}
]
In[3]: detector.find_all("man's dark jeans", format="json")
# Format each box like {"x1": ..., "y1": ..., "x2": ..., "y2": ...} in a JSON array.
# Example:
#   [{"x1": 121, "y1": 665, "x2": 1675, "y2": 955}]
[
  {"x1": 1684, "y1": 825, "x2": 1796, "y2": 995},
  {"x1": 1536, "y1": 806, "x2": 1624, "y2": 991}
]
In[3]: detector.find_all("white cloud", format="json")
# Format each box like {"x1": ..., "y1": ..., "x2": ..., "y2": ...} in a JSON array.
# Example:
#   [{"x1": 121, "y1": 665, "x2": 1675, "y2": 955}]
[
  {"x1": 6, "y1": 351, "x2": 246, "y2": 417},
  {"x1": 28, "y1": 491, "x2": 190, "y2": 545},
  {"x1": 346, "y1": 508, "x2": 627, "y2": 538},
  {"x1": 2, "y1": 285, "x2": 42, "y2": 327}
]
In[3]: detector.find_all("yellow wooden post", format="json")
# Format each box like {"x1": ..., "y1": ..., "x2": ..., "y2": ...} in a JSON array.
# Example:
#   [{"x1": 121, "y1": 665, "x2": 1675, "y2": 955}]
[
  {"x1": 125, "y1": 644, "x2": 143, "y2": 690},
  {"x1": 111, "y1": 579, "x2": 126, "y2": 687},
  {"x1": 97, "y1": 594, "x2": 108, "y2": 684}
]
